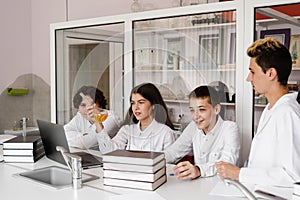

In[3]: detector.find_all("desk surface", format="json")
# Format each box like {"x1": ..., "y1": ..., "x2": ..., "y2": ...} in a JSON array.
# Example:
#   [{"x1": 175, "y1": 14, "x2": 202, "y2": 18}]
[{"x1": 0, "y1": 156, "x2": 241, "y2": 200}]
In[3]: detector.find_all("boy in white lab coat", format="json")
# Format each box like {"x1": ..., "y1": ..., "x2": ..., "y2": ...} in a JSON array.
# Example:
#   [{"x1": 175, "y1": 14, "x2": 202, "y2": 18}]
[
  {"x1": 64, "y1": 86, "x2": 121, "y2": 149},
  {"x1": 164, "y1": 85, "x2": 240, "y2": 180},
  {"x1": 216, "y1": 37, "x2": 300, "y2": 187}
]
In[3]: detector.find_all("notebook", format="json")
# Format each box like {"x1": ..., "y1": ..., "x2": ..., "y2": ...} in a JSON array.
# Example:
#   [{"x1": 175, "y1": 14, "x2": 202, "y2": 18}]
[{"x1": 36, "y1": 120, "x2": 102, "y2": 169}]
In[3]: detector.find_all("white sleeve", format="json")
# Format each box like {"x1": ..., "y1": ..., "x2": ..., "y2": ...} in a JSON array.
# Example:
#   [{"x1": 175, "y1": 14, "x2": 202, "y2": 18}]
[
  {"x1": 240, "y1": 111, "x2": 300, "y2": 187},
  {"x1": 64, "y1": 113, "x2": 98, "y2": 149},
  {"x1": 162, "y1": 127, "x2": 176, "y2": 150},
  {"x1": 102, "y1": 110, "x2": 121, "y2": 138},
  {"x1": 164, "y1": 122, "x2": 194, "y2": 163},
  {"x1": 96, "y1": 125, "x2": 129, "y2": 154}
]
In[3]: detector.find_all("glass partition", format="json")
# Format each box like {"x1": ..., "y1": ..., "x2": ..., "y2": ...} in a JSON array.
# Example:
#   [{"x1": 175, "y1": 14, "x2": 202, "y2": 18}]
[
  {"x1": 133, "y1": 10, "x2": 236, "y2": 130},
  {"x1": 254, "y1": 3, "x2": 300, "y2": 134},
  {"x1": 55, "y1": 23, "x2": 124, "y2": 125}
]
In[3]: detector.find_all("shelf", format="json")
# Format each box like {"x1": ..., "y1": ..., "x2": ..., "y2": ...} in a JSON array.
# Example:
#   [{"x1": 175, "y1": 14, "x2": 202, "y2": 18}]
[
  {"x1": 165, "y1": 99, "x2": 188, "y2": 103},
  {"x1": 164, "y1": 99, "x2": 235, "y2": 106},
  {"x1": 134, "y1": 22, "x2": 236, "y2": 34},
  {"x1": 254, "y1": 104, "x2": 267, "y2": 108},
  {"x1": 134, "y1": 68, "x2": 236, "y2": 73},
  {"x1": 220, "y1": 102, "x2": 235, "y2": 106}
]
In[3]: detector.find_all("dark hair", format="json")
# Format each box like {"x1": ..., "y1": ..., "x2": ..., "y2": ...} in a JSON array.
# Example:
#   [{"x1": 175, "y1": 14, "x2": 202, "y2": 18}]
[
  {"x1": 189, "y1": 85, "x2": 220, "y2": 107},
  {"x1": 73, "y1": 86, "x2": 107, "y2": 109},
  {"x1": 124, "y1": 83, "x2": 174, "y2": 130},
  {"x1": 247, "y1": 37, "x2": 292, "y2": 86}
]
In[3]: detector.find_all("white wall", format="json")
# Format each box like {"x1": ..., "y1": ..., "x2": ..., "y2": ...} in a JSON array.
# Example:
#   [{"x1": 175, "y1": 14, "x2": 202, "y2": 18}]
[
  {"x1": 68, "y1": 0, "x2": 175, "y2": 20},
  {"x1": 31, "y1": 0, "x2": 66, "y2": 85},
  {"x1": 0, "y1": 0, "x2": 175, "y2": 94},
  {"x1": 0, "y1": 0, "x2": 177, "y2": 131},
  {"x1": 0, "y1": 0, "x2": 32, "y2": 94}
]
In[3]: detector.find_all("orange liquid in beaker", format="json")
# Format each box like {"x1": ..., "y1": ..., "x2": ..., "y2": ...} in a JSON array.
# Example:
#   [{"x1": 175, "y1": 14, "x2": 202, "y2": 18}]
[{"x1": 95, "y1": 112, "x2": 108, "y2": 123}]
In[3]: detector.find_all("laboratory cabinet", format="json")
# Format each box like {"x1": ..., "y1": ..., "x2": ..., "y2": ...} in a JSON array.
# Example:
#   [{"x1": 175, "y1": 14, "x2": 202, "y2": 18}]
[
  {"x1": 133, "y1": 15, "x2": 237, "y2": 126},
  {"x1": 50, "y1": 0, "x2": 300, "y2": 164}
]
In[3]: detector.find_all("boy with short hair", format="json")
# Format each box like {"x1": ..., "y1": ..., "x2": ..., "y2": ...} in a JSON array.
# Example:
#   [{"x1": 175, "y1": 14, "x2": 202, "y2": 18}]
[
  {"x1": 216, "y1": 37, "x2": 300, "y2": 187},
  {"x1": 165, "y1": 85, "x2": 240, "y2": 180}
]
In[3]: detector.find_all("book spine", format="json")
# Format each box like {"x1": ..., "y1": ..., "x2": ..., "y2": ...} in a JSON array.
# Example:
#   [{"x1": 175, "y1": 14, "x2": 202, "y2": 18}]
[
  {"x1": 103, "y1": 167, "x2": 166, "y2": 182},
  {"x1": 3, "y1": 144, "x2": 44, "y2": 156},
  {"x1": 103, "y1": 155, "x2": 164, "y2": 165},
  {"x1": 103, "y1": 159, "x2": 166, "y2": 173},
  {"x1": 103, "y1": 175, "x2": 166, "y2": 191},
  {"x1": 4, "y1": 156, "x2": 35, "y2": 163},
  {"x1": 3, "y1": 138, "x2": 43, "y2": 150},
  {"x1": 3, "y1": 146, "x2": 45, "y2": 163}
]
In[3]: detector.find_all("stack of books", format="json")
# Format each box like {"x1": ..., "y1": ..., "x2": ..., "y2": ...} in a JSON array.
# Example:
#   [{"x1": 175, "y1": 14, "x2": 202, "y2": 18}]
[
  {"x1": 3, "y1": 135, "x2": 45, "y2": 163},
  {"x1": 102, "y1": 150, "x2": 166, "y2": 191},
  {"x1": 293, "y1": 182, "x2": 300, "y2": 200},
  {"x1": 0, "y1": 134, "x2": 16, "y2": 162}
]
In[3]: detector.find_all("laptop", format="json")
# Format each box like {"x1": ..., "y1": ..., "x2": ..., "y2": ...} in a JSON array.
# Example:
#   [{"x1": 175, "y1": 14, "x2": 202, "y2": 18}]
[{"x1": 36, "y1": 120, "x2": 102, "y2": 169}]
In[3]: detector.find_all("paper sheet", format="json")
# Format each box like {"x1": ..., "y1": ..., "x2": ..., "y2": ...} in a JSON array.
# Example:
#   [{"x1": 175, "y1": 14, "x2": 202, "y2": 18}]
[{"x1": 209, "y1": 180, "x2": 292, "y2": 199}]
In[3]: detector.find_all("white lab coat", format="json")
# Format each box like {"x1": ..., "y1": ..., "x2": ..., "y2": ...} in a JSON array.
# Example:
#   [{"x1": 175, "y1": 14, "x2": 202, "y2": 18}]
[
  {"x1": 164, "y1": 117, "x2": 240, "y2": 177},
  {"x1": 64, "y1": 111, "x2": 121, "y2": 149},
  {"x1": 96, "y1": 119, "x2": 175, "y2": 154},
  {"x1": 240, "y1": 92, "x2": 300, "y2": 187}
]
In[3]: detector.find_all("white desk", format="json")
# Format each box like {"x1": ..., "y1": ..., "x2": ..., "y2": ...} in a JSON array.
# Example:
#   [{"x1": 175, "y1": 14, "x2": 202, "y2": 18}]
[{"x1": 0, "y1": 156, "x2": 241, "y2": 200}]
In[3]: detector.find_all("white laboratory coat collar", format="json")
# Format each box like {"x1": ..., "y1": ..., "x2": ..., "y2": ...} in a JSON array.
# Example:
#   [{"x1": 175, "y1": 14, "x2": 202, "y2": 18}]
[
  {"x1": 256, "y1": 93, "x2": 296, "y2": 135},
  {"x1": 136, "y1": 119, "x2": 157, "y2": 133}
]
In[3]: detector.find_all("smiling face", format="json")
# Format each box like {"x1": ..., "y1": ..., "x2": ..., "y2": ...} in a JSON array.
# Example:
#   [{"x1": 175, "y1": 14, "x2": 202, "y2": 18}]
[
  {"x1": 130, "y1": 93, "x2": 153, "y2": 124},
  {"x1": 246, "y1": 57, "x2": 271, "y2": 95},
  {"x1": 189, "y1": 97, "x2": 220, "y2": 134}
]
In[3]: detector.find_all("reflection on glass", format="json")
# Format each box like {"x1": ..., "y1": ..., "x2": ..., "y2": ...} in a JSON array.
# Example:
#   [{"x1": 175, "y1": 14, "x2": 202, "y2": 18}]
[
  {"x1": 133, "y1": 10, "x2": 237, "y2": 125},
  {"x1": 254, "y1": 3, "x2": 300, "y2": 134},
  {"x1": 55, "y1": 24, "x2": 125, "y2": 125}
]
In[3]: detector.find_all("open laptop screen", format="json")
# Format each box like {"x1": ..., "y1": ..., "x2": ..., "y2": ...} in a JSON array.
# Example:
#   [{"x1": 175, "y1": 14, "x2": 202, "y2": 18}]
[{"x1": 36, "y1": 120, "x2": 102, "y2": 168}]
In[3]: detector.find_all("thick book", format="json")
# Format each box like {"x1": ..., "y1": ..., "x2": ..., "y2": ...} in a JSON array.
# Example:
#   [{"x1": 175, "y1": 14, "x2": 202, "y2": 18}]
[
  {"x1": 102, "y1": 150, "x2": 165, "y2": 165},
  {"x1": 3, "y1": 144, "x2": 44, "y2": 156},
  {"x1": 103, "y1": 167, "x2": 166, "y2": 182},
  {"x1": 103, "y1": 159, "x2": 166, "y2": 173},
  {"x1": 3, "y1": 150, "x2": 45, "y2": 163},
  {"x1": 0, "y1": 135, "x2": 16, "y2": 162},
  {"x1": 3, "y1": 135, "x2": 43, "y2": 149},
  {"x1": 103, "y1": 174, "x2": 166, "y2": 191}
]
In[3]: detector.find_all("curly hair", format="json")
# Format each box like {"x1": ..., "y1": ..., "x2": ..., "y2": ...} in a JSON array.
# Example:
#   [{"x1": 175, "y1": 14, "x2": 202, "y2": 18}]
[{"x1": 73, "y1": 86, "x2": 107, "y2": 109}]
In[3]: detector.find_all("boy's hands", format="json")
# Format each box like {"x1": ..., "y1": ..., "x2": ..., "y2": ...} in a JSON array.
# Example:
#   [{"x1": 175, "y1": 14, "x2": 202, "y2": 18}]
[{"x1": 173, "y1": 161, "x2": 201, "y2": 180}]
